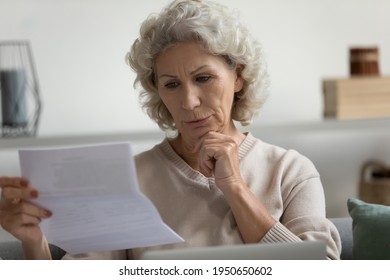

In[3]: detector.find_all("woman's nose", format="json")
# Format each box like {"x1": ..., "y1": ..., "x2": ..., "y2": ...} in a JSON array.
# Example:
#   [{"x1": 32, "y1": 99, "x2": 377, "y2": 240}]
[{"x1": 181, "y1": 83, "x2": 201, "y2": 110}]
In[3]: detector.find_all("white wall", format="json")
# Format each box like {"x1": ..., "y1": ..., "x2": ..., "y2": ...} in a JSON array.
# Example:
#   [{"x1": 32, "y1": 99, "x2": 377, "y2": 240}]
[{"x1": 0, "y1": 0, "x2": 389, "y2": 136}]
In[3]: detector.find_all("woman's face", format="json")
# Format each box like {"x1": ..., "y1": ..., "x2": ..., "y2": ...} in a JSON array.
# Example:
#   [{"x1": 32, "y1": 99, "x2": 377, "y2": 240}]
[{"x1": 155, "y1": 41, "x2": 243, "y2": 143}]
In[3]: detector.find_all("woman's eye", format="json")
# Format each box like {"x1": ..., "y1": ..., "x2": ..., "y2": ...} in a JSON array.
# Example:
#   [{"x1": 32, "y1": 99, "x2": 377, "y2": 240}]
[
  {"x1": 196, "y1": 76, "x2": 211, "y2": 83},
  {"x1": 165, "y1": 82, "x2": 179, "y2": 89}
]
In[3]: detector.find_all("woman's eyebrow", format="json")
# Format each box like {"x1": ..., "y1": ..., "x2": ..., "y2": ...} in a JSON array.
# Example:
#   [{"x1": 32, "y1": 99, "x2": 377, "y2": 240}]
[
  {"x1": 158, "y1": 65, "x2": 211, "y2": 79},
  {"x1": 158, "y1": 73, "x2": 177, "y2": 79}
]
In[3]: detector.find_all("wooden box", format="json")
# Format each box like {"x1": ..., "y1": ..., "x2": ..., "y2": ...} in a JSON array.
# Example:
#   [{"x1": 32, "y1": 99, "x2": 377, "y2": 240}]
[{"x1": 323, "y1": 76, "x2": 390, "y2": 120}]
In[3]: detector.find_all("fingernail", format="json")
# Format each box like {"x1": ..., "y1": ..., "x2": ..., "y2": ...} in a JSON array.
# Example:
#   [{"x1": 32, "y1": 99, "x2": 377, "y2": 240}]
[
  {"x1": 20, "y1": 179, "x2": 28, "y2": 187},
  {"x1": 30, "y1": 190, "x2": 38, "y2": 198},
  {"x1": 43, "y1": 210, "x2": 52, "y2": 218}
]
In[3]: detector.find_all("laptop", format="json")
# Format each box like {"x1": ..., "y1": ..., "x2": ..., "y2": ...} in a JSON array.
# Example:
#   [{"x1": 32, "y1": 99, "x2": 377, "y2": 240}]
[{"x1": 140, "y1": 241, "x2": 327, "y2": 260}]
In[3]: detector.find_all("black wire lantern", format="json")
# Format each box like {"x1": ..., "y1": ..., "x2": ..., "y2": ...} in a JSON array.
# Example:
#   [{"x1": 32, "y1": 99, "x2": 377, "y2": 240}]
[{"x1": 0, "y1": 41, "x2": 42, "y2": 137}]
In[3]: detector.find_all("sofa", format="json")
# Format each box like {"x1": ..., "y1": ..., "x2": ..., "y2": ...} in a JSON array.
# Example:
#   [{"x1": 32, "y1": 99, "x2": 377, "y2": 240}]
[
  {"x1": 330, "y1": 217, "x2": 353, "y2": 260},
  {"x1": 0, "y1": 217, "x2": 353, "y2": 260}
]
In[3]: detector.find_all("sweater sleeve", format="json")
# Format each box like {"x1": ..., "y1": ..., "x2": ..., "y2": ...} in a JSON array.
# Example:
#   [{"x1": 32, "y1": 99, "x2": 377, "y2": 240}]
[
  {"x1": 261, "y1": 218, "x2": 341, "y2": 260},
  {"x1": 261, "y1": 222, "x2": 301, "y2": 243},
  {"x1": 259, "y1": 150, "x2": 342, "y2": 260}
]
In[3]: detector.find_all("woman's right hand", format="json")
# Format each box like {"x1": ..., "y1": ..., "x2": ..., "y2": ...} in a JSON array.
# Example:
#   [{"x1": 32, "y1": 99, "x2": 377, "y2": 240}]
[{"x1": 0, "y1": 176, "x2": 52, "y2": 245}]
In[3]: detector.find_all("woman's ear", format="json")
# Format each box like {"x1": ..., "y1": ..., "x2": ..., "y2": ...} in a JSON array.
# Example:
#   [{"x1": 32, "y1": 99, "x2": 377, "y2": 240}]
[{"x1": 234, "y1": 64, "x2": 244, "y2": 92}]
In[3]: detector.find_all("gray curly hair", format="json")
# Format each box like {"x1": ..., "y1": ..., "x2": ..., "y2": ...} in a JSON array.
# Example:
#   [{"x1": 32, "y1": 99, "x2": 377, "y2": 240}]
[{"x1": 127, "y1": 0, "x2": 268, "y2": 131}]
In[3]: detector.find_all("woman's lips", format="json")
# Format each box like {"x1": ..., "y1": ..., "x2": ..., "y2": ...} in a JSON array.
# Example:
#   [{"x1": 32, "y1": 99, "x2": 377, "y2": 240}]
[{"x1": 185, "y1": 116, "x2": 210, "y2": 128}]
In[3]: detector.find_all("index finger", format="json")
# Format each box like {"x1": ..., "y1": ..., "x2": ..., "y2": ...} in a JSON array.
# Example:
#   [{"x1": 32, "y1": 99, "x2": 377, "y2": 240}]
[
  {"x1": 0, "y1": 176, "x2": 29, "y2": 188},
  {"x1": 1, "y1": 185, "x2": 38, "y2": 202},
  {"x1": 192, "y1": 131, "x2": 221, "y2": 153}
]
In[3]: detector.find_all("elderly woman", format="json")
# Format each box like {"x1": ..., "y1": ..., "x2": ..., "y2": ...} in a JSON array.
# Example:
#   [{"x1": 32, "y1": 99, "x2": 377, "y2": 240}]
[{"x1": 0, "y1": 0, "x2": 341, "y2": 260}]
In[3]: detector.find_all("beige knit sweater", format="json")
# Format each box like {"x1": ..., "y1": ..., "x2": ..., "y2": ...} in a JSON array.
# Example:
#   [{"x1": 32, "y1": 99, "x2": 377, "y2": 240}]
[{"x1": 63, "y1": 133, "x2": 341, "y2": 260}]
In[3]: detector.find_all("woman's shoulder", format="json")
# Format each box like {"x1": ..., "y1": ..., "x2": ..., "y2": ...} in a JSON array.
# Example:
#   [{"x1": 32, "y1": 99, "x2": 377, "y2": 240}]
[
  {"x1": 134, "y1": 138, "x2": 171, "y2": 167},
  {"x1": 246, "y1": 132, "x2": 296, "y2": 157},
  {"x1": 247, "y1": 133, "x2": 318, "y2": 174}
]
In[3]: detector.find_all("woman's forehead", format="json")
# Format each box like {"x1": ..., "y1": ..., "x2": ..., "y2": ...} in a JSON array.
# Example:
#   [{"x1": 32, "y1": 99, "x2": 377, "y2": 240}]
[{"x1": 155, "y1": 42, "x2": 227, "y2": 74}]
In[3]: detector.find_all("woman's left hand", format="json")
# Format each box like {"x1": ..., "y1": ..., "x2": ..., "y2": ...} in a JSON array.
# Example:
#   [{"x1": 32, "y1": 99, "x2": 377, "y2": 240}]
[{"x1": 193, "y1": 131, "x2": 244, "y2": 192}]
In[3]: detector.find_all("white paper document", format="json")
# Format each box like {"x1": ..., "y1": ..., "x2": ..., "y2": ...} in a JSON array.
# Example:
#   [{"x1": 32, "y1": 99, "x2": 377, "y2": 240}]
[{"x1": 19, "y1": 142, "x2": 183, "y2": 255}]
